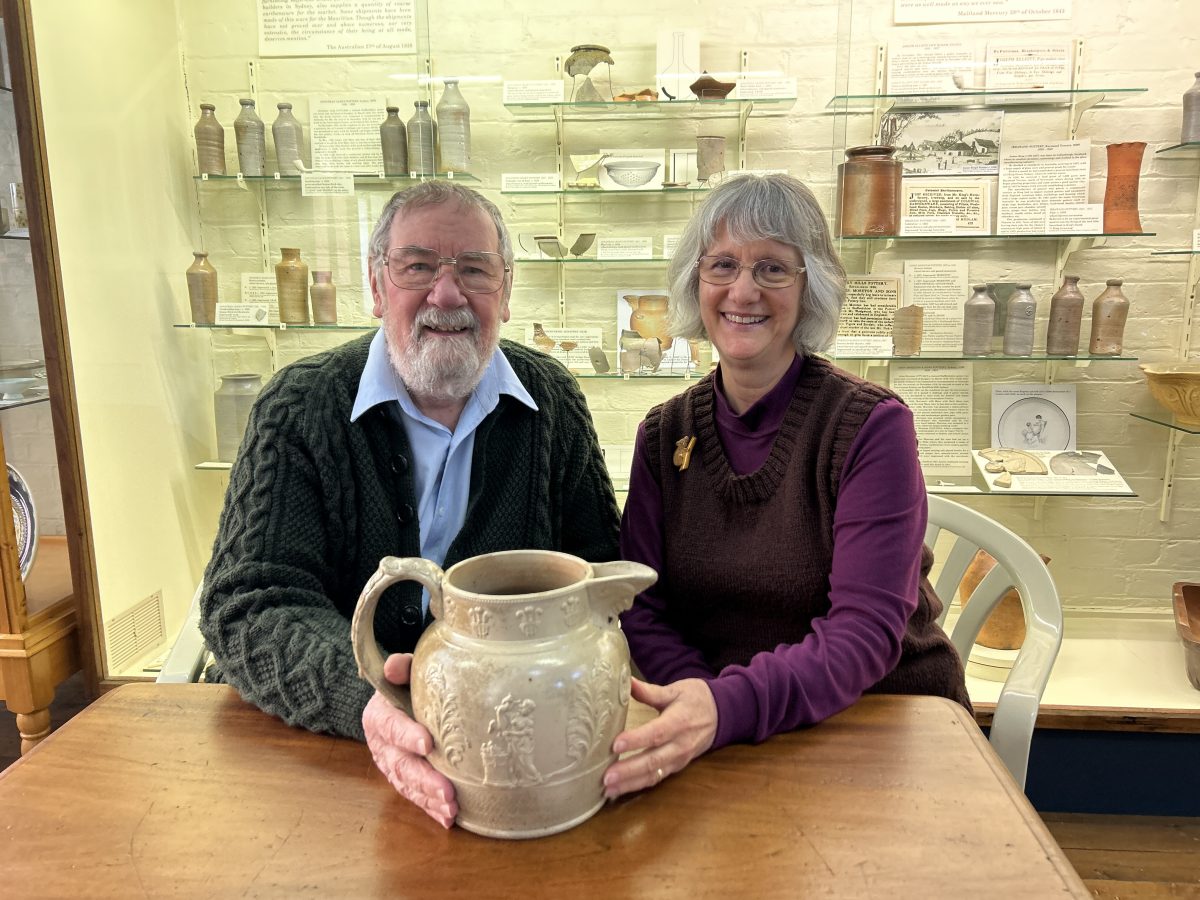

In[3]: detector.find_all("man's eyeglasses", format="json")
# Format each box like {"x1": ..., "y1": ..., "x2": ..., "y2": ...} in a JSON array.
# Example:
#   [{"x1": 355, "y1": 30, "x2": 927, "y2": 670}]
[
  {"x1": 385, "y1": 246, "x2": 510, "y2": 293},
  {"x1": 695, "y1": 255, "x2": 807, "y2": 289}
]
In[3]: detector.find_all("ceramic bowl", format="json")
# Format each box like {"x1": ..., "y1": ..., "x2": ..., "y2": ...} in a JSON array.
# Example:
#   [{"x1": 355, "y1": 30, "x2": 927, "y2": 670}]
[
  {"x1": 1140, "y1": 363, "x2": 1200, "y2": 426},
  {"x1": 603, "y1": 160, "x2": 661, "y2": 188}
]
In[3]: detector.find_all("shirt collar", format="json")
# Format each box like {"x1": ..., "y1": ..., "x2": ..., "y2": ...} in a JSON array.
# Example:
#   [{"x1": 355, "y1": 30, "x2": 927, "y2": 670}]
[{"x1": 350, "y1": 328, "x2": 537, "y2": 423}]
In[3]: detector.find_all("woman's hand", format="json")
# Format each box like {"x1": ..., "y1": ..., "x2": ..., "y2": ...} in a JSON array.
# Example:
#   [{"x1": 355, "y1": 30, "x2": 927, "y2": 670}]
[
  {"x1": 362, "y1": 653, "x2": 458, "y2": 828},
  {"x1": 602, "y1": 677, "x2": 718, "y2": 800}
]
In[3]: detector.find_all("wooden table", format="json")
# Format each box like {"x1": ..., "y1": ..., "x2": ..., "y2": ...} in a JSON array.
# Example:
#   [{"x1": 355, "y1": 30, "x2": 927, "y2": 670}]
[{"x1": 0, "y1": 684, "x2": 1088, "y2": 898}]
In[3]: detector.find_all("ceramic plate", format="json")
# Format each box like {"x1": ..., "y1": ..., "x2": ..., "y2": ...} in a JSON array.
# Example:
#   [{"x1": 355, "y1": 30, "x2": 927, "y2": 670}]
[
  {"x1": 997, "y1": 397, "x2": 1072, "y2": 451},
  {"x1": 7, "y1": 463, "x2": 38, "y2": 579}
]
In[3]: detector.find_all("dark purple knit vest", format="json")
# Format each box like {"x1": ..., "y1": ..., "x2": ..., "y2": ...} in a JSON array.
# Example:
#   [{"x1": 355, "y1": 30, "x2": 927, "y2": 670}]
[{"x1": 644, "y1": 357, "x2": 971, "y2": 709}]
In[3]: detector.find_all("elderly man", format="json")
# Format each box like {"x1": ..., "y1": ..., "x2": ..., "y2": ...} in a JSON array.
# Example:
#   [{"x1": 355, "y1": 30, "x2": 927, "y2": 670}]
[{"x1": 200, "y1": 182, "x2": 620, "y2": 827}]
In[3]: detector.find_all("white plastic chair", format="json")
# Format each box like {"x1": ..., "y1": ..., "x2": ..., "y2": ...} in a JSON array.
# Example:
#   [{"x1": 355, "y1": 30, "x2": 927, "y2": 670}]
[
  {"x1": 924, "y1": 494, "x2": 1062, "y2": 790},
  {"x1": 156, "y1": 583, "x2": 209, "y2": 684}
]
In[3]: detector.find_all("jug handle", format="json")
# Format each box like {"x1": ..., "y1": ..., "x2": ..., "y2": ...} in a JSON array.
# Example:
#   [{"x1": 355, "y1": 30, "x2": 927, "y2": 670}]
[
  {"x1": 587, "y1": 560, "x2": 658, "y2": 623},
  {"x1": 350, "y1": 556, "x2": 445, "y2": 714}
]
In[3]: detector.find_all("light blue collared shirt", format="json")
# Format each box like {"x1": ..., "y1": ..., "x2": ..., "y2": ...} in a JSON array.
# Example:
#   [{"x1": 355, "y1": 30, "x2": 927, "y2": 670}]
[{"x1": 351, "y1": 329, "x2": 538, "y2": 613}]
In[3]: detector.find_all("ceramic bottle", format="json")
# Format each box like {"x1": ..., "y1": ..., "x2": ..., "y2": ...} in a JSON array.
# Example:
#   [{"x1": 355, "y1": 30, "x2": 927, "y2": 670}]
[
  {"x1": 837, "y1": 146, "x2": 902, "y2": 237},
  {"x1": 1182, "y1": 72, "x2": 1200, "y2": 144},
  {"x1": 436, "y1": 79, "x2": 471, "y2": 173},
  {"x1": 310, "y1": 271, "x2": 337, "y2": 324},
  {"x1": 407, "y1": 100, "x2": 437, "y2": 176},
  {"x1": 214, "y1": 373, "x2": 264, "y2": 463},
  {"x1": 233, "y1": 98, "x2": 266, "y2": 176},
  {"x1": 1045, "y1": 275, "x2": 1085, "y2": 356},
  {"x1": 1088, "y1": 279, "x2": 1130, "y2": 356},
  {"x1": 275, "y1": 248, "x2": 310, "y2": 324},
  {"x1": 185, "y1": 251, "x2": 218, "y2": 324},
  {"x1": 380, "y1": 106, "x2": 408, "y2": 175},
  {"x1": 193, "y1": 104, "x2": 226, "y2": 175},
  {"x1": 961, "y1": 284, "x2": 995, "y2": 356},
  {"x1": 1003, "y1": 283, "x2": 1037, "y2": 356},
  {"x1": 272, "y1": 102, "x2": 305, "y2": 174}
]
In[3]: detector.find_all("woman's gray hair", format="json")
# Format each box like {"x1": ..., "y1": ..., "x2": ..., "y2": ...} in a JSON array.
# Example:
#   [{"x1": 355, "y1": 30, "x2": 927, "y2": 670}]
[
  {"x1": 667, "y1": 173, "x2": 846, "y2": 353},
  {"x1": 368, "y1": 182, "x2": 514, "y2": 296}
]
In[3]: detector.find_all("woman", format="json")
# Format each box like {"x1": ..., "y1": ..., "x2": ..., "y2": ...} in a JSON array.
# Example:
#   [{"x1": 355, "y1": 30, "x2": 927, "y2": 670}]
[{"x1": 602, "y1": 174, "x2": 970, "y2": 800}]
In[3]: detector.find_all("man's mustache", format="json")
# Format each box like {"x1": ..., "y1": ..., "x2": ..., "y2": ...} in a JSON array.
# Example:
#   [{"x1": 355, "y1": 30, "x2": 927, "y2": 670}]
[{"x1": 412, "y1": 307, "x2": 480, "y2": 339}]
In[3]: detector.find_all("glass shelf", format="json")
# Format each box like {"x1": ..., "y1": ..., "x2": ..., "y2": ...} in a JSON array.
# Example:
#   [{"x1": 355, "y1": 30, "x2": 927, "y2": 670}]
[
  {"x1": 193, "y1": 172, "x2": 478, "y2": 184},
  {"x1": 1, "y1": 232, "x2": 30, "y2": 240},
  {"x1": 173, "y1": 322, "x2": 376, "y2": 331},
  {"x1": 1150, "y1": 249, "x2": 1200, "y2": 256},
  {"x1": 516, "y1": 256, "x2": 669, "y2": 264},
  {"x1": 826, "y1": 87, "x2": 1146, "y2": 112},
  {"x1": 830, "y1": 351, "x2": 1138, "y2": 362},
  {"x1": 0, "y1": 394, "x2": 49, "y2": 411},
  {"x1": 0, "y1": 84, "x2": 11, "y2": 94},
  {"x1": 926, "y1": 481, "x2": 1137, "y2": 497},
  {"x1": 837, "y1": 231, "x2": 1154, "y2": 242},
  {"x1": 574, "y1": 372, "x2": 706, "y2": 380},
  {"x1": 195, "y1": 461, "x2": 233, "y2": 471},
  {"x1": 1156, "y1": 141, "x2": 1200, "y2": 156},
  {"x1": 501, "y1": 185, "x2": 709, "y2": 197},
  {"x1": 504, "y1": 97, "x2": 795, "y2": 121},
  {"x1": 1130, "y1": 412, "x2": 1200, "y2": 435}
]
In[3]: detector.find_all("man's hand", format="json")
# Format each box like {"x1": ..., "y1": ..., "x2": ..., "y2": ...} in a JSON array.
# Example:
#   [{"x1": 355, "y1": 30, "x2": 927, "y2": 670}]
[
  {"x1": 601, "y1": 677, "x2": 717, "y2": 799},
  {"x1": 362, "y1": 653, "x2": 458, "y2": 828}
]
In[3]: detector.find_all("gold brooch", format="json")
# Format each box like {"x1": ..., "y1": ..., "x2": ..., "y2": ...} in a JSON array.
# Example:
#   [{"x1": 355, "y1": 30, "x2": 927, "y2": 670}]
[{"x1": 673, "y1": 436, "x2": 696, "y2": 471}]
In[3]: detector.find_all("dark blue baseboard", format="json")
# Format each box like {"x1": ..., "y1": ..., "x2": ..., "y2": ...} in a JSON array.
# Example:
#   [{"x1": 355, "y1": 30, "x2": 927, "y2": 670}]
[{"x1": 1020, "y1": 729, "x2": 1200, "y2": 816}]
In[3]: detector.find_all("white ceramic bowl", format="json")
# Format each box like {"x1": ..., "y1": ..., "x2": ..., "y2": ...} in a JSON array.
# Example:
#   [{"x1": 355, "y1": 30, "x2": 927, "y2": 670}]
[
  {"x1": 0, "y1": 377, "x2": 41, "y2": 400},
  {"x1": 603, "y1": 160, "x2": 661, "y2": 188}
]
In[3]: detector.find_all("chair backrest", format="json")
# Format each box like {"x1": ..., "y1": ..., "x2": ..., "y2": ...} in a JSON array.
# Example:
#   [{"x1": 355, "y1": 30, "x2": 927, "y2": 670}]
[
  {"x1": 156, "y1": 582, "x2": 209, "y2": 684},
  {"x1": 924, "y1": 494, "x2": 1062, "y2": 790}
]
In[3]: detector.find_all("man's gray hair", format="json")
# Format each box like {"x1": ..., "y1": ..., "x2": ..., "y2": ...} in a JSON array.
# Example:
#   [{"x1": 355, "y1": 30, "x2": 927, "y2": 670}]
[
  {"x1": 666, "y1": 173, "x2": 846, "y2": 353},
  {"x1": 368, "y1": 182, "x2": 514, "y2": 296}
]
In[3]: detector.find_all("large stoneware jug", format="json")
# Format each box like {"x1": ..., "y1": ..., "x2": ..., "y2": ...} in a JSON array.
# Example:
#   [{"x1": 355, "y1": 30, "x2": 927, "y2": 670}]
[{"x1": 351, "y1": 550, "x2": 656, "y2": 839}]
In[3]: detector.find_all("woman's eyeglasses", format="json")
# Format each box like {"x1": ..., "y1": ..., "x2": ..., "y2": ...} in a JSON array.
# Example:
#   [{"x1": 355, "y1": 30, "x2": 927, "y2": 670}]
[{"x1": 695, "y1": 255, "x2": 806, "y2": 289}]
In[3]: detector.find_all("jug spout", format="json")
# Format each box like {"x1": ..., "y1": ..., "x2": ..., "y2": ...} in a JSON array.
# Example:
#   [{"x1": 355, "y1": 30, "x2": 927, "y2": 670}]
[{"x1": 587, "y1": 560, "x2": 658, "y2": 622}]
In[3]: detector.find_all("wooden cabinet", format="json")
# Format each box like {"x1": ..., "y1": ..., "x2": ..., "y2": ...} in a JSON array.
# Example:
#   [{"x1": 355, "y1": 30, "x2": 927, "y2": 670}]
[{"x1": 0, "y1": 0, "x2": 99, "y2": 753}]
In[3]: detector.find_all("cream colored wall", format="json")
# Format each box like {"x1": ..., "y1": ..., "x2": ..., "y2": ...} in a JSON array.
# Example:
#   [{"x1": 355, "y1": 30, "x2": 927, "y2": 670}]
[
  {"x1": 30, "y1": 0, "x2": 223, "y2": 663},
  {"x1": 25, "y1": 0, "x2": 1200, "y2": 668}
]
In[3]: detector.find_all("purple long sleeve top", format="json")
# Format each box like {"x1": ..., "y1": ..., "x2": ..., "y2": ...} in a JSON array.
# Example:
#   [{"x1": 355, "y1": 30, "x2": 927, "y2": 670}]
[{"x1": 619, "y1": 354, "x2": 928, "y2": 748}]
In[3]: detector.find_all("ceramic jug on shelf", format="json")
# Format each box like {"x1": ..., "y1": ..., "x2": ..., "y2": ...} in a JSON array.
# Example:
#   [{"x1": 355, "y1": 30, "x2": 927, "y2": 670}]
[
  {"x1": 1088, "y1": 279, "x2": 1130, "y2": 356},
  {"x1": 407, "y1": 100, "x2": 437, "y2": 176},
  {"x1": 961, "y1": 284, "x2": 995, "y2": 356},
  {"x1": 1045, "y1": 275, "x2": 1085, "y2": 356},
  {"x1": 380, "y1": 106, "x2": 408, "y2": 175},
  {"x1": 1002, "y1": 284, "x2": 1036, "y2": 357},
  {"x1": 310, "y1": 271, "x2": 337, "y2": 324},
  {"x1": 272, "y1": 102, "x2": 306, "y2": 174},
  {"x1": 436, "y1": 79, "x2": 471, "y2": 173}
]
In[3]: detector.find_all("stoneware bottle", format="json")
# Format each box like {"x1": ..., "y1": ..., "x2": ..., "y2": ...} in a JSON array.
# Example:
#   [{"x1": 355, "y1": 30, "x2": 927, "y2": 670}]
[
  {"x1": 837, "y1": 146, "x2": 902, "y2": 237},
  {"x1": 275, "y1": 248, "x2": 310, "y2": 324},
  {"x1": 310, "y1": 271, "x2": 337, "y2": 324},
  {"x1": 185, "y1": 251, "x2": 218, "y2": 324},
  {"x1": 1002, "y1": 283, "x2": 1037, "y2": 356},
  {"x1": 1045, "y1": 275, "x2": 1085, "y2": 356},
  {"x1": 1182, "y1": 72, "x2": 1200, "y2": 144},
  {"x1": 272, "y1": 102, "x2": 305, "y2": 174},
  {"x1": 407, "y1": 100, "x2": 437, "y2": 176},
  {"x1": 214, "y1": 373, "x2": 263, "y2": 463},
  {"x1": 193, "y1": 103, "x2": 226, "y2": 175},
  {"x1": 380, "y1": 106, "x2": 408, "y2": 175},
  {"x1": 436, "y1": 79, "x2": 471, "y2": 173},
  {"x1": 1102, "y1": 142, "x2": 1147, "y2": 234},
  {"x1": 1089, "y1": 279, "x2": 1130, "y2": 356},
  {"x1": 233, "y1": 98, "x2": 266, "y2": 176},
  {"x1": 961, "y1": 284, "x2": 995, "y2": 356}
]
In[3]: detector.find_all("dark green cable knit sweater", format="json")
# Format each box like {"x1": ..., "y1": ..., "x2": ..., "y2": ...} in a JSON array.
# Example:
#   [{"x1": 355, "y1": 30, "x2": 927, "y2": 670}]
[{"x1": 199, "y1": 333, "x2": 620, "y2": 740}]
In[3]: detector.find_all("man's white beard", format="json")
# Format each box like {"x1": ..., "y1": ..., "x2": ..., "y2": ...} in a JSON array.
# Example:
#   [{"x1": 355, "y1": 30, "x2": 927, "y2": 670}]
[{"x1": 387, "y1": 306, "x2": 493, "y2": 404}]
